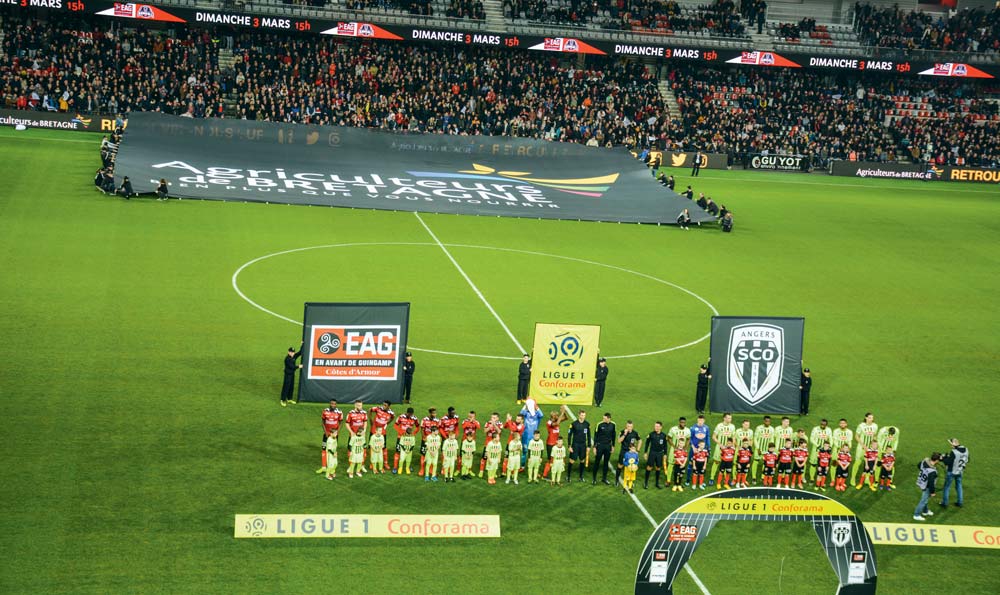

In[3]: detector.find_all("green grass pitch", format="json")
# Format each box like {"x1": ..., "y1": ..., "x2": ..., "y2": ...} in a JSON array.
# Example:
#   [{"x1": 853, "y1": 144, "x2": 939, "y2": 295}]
[{"x1": 0, "y1": 127, "x2": 997, "y2": 594}]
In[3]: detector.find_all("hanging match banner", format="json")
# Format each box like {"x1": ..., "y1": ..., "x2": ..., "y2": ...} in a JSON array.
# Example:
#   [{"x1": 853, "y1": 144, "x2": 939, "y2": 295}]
[
  {"x1": 709, "y1": 316, "x2": 805, "y2": 414},
  {"x1": 298, "y1": 302, "x2": 410, "y2": 404},
  {"x1": 528, "y1": 323, "x2": 601, "y2": 405},
  {"x1": 635, "y1": 488, "x2": 877, "y2": 594}
]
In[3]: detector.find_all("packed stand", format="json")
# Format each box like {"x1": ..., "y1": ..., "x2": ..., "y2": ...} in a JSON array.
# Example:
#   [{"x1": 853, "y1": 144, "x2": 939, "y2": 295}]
[
  {"x1": 666, "y1": 64, "x2": 1000, "y2": 168},
  {"x1": 229, "y1": 36, "x2": 667, "y2": 146},
  {"x1": 504, "y1": 0, "x2": 747, "y2": 37},
  {"x1": 0, "y1": 15, "x2": 224, "y2": 118},
  {"x1": 853, "y1": 2, "x2": 1000, "y2": 54}
]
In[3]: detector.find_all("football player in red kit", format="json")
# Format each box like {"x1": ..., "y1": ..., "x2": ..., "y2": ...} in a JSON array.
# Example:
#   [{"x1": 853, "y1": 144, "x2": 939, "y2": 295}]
[
  {"x1": 345, "y1": 400, "x2": 368, "y2": 474},
  {"x1": 418, "y1": 408, "x2": 440, "y2": 476},
  {"x1": 691, "y1": 443, "x2": 709, "y2": 489},
  {"x1": 392, "y1": 407, "x2": 418, "y2": 473},
  {"x1": 857, "y1": 443, "x2": 880, "y2": 491},
  {"x1": 671, "y1": 440, "x2": 689, "y2": 492},
  {"x1": 439, "y1": 406, "x2": 460, "y2": 439},
  {"x1": 834, "y1": 445, "x2": 852, "y2": 491},
  {"x1": 815, "y1": 441, "x2": 833, "y2": 491},
  {"x1": 792, "y1": 440, "x2": 809, "y2": 489},
  {"x1": 461, "y1": 410, "x2": 481, "y2": 441},
  {"x1": 542, "y1": 408, "x2": 568, "y2": 477},
  {"x1": 716, "y1": 440, "x2": 735, "y2": 490},
  {"x1": 761, "y1": 444, "x2": 778, "y2": 486},
  {"x1": 777, "y1": 439, "x2": 794, "y2": 488},
  {"x1": 503, "y1": 413, "x2": 526, "y2": 473},
  {"x1": 878, "y1": 446, "x2": 895, "y2": 491},
  {"x1": 479, "y1": 412, "x2": 503, "y2": 477},
  {"x1": 369, "y1": 400, "x2": 395, "y2": 467},
  {"x1": 317, "y1": 399, "x2": 343, "y2": 474},
  {"x1": 735, "y1": 439, "x2": 753, "y2": 488}
]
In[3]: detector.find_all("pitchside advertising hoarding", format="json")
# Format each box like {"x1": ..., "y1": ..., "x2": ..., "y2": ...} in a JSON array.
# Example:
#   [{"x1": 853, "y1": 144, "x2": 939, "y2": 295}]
[
  {"x1": 829, "y1": 160, "x2": 1000, "y2": 184},
  {"x1": 3, "y1": 2, "x2": 999, "y2": 80},
  {"x1": 709, "y1": 317, "x2": 805, "y2": 415},
  {"x1": 748, "y1": 153, "x2": 808, "y2": 172},
  {"x1": 0, "y1": 109, "x2": 120, "y2": 132},
  {"x1": 298, "y1": 302, "x2": 410, "y2": 404},
  {"x1": 528, "y1": 323, "x2": 601, "y2": 405}
]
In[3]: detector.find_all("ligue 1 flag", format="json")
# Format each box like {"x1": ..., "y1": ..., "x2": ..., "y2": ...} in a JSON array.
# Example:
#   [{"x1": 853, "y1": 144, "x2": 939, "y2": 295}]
[{"x1": 528, "y1": 323, "x2": 601, "y2": 405}]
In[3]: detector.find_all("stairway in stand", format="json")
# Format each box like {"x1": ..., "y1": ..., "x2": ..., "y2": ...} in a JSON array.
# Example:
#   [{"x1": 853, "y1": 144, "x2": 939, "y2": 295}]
[{"x1": 481, "y1": 0, "x2": 506, "y2": 32}]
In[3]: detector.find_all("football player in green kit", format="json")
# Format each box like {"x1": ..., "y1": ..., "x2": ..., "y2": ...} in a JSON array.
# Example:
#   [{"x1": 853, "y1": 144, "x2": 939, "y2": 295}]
[
  {"x1": 709, "y1": 413, "x2": 735, "y2": 484},
  {"x1": 752, "y1": 416, "x2": 775, "y2": 484},
  {"x1": 460, "y1": 431, "x2": 477, "y2": 479},
  {"x1": 441, "y1": 431, "x2": 459, "y2": 482},
  {"x1": 505, "y1": 434, "x2": 523, "y2": 484},
  {"x1": 851, "y1": 413, "x2": 878, "y2": 485},
  {"x1": 809, "y1": 419, "x2": 833, "y2": 481},
  {"x1": 550, "y1": 437, "x2": 567, "y2": 486}
]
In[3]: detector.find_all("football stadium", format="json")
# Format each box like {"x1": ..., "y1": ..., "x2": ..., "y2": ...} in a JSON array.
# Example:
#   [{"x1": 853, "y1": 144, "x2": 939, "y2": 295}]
[{"x1": 1, "y1": 0, "x2": 998, "y2": 593}]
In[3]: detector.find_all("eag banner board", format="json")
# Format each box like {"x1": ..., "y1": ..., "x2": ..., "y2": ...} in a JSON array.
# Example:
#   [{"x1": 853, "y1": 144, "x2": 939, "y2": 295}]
[
  {"x1": 748, "y1": 153, "x2": 808, "y2": 172},
  {"x1": 709, "y1": 317, "x2": 804, "y2": 414},
  {"x1": 299, "y1": 302, "x2": 410, "y2": 404},
  {"x1": 113, "y1": 113, "x2": 716, "y2": 225},
  {"x1": 528, "y1": 323, "x2": 601, "y2": 405}
]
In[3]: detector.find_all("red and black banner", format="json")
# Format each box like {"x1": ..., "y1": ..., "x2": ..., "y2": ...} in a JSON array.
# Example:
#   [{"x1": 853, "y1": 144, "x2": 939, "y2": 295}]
[{"x1": 5, "y1": 2, "x2": 999, "y2": 80}]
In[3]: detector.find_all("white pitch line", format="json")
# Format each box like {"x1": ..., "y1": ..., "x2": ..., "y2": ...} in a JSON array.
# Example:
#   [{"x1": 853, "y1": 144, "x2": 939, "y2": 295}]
[
  {"x1": 627, "y1": 491, "x2": 711, "y2": 595},
  {"x1": 414, "y1": 213, "x2": 527, "y2": 354}
]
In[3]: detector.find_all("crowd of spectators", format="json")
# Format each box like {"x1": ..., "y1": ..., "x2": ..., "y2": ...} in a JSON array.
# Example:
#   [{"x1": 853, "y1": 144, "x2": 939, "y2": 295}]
[
  {"x1": 2, "y1": 14, "x2": 998, "y2": 168},
  {"x1": 229, "y1": 35, "x2": 667, "y2": 145},
  {"x1": 504, "y1": 0, "x2": 747, "y2": 37},
  {"x1": 1, "y1": 15, "x2": 224, "y2": 118},
  {"x1": 666, "y1": 64, "x2": 1000, "y2": 168},
  {"x1": 854, "y1": 2, "x2": 1000, "y2": 55}
]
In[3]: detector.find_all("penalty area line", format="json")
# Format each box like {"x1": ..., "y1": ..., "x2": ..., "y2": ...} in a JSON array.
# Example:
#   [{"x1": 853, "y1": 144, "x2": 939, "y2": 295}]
[
  {"x1": 413, "y1": 212, "x2": 527, "y2": 354},
  {"x1": 627, "y1": 490, "x2": 711, "y2": 595}
]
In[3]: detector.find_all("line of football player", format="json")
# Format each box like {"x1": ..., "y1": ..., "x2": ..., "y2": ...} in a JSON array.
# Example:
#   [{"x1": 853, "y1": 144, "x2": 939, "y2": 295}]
[{"x1": 315, "y1": 401, "x2": 900, "y2": 494}]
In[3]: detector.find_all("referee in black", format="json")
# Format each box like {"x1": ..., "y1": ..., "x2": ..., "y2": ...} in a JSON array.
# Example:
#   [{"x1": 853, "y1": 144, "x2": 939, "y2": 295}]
[
  {"x1": 644, "y1": 421, "x2": 668, "y2": 489},
  {"x1": 593, "y1": 357, "x2": 609, "y2": 406},
  {"x1": 567, "y1": 410, "x2": 591, "y2": 482},
  {"x1": 616, "y1": 420, "x2": 641, "y2": 485},
  {"x1": 516, "y1": 354, "x2": 531, "y2": 404},
  {"x1": 592, "y1": 412, "x2": 617, "y2": 485},
  {"x1": 402, "y1": 352, "x2": 415, "y2": 403},
  {"x1": 695, "y1": 363, "x2": 711, "y2": 413},
  {"x1": 281, "y1": 341, "x2": 303, "y2": 407}
]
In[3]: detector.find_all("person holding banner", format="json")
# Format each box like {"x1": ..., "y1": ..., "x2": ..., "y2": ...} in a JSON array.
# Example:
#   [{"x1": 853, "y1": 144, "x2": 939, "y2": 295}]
[
  {"x1": 593, "y1": 358, "x2": 609, "y2": 406},
  {"x1": 402, "y1": 352, "x2": 415, "y2": 404},
  {"x1": 799, "y1": 368, "x2": 813, "y2": 415},
  {"x1": 695, "y1": 364, "x2": 710, "y2": 413},
  {"x1": 280, "y1": 342, "x2": 303, "y2": 407},
  {"x1": 516, "y1": 354, "x2": 531, "y2": 404}
]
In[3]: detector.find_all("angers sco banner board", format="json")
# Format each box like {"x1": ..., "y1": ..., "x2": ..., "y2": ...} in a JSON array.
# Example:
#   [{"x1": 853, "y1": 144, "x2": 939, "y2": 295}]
[
  {"x1": 528, "y1": 323, "x2": 601, "y2": 405},
  {"x1": 299, "y1": 302, "x2": 410, "y2": 404},
  {"x1": 709, "y1": 317, "x2": 805, "y2": 415}
]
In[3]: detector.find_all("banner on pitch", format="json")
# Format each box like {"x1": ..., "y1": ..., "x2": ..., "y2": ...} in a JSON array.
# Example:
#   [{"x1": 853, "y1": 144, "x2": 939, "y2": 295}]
[
  {"x1": 528, "y1": 323, "x2": 601, "y2": 405},
  {"x1": 298, "y1": 302, "x2": 410, "y2": 404},
  {"x1": 709, "y1": 317, "x2": 805, "y2": 414}
]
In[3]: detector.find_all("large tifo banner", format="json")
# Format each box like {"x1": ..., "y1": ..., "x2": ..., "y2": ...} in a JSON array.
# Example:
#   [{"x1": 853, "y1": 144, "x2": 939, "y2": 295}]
[
  {"x1": 709, "y1": 317, "x2": 805, "y2": 414},
  {"x1": 528, "y1": 323, "x2": 601, "y2": 405},
  {"x1": 298, "y1": 302, "x2": 410, "y2": 404},
  {"x1": 114, "y1": 113, "x2": 716, "y2": 225}
]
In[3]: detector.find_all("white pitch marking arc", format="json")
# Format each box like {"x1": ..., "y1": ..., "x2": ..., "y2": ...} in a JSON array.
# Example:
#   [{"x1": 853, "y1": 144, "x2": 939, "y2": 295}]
[{"x1": 231, "y1": 242, "x2": 719, "y2": 360}]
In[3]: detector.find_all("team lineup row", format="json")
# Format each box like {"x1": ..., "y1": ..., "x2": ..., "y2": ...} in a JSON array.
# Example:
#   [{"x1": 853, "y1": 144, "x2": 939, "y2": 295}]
[{"x1": 313, "y1": 399, "x2": 900, "y2": 493}]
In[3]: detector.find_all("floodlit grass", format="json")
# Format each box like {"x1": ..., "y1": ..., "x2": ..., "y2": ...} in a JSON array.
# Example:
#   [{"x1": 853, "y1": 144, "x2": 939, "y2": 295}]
[{"x1": 0, "y1": 127, "x2": 996, "y2": 594}]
